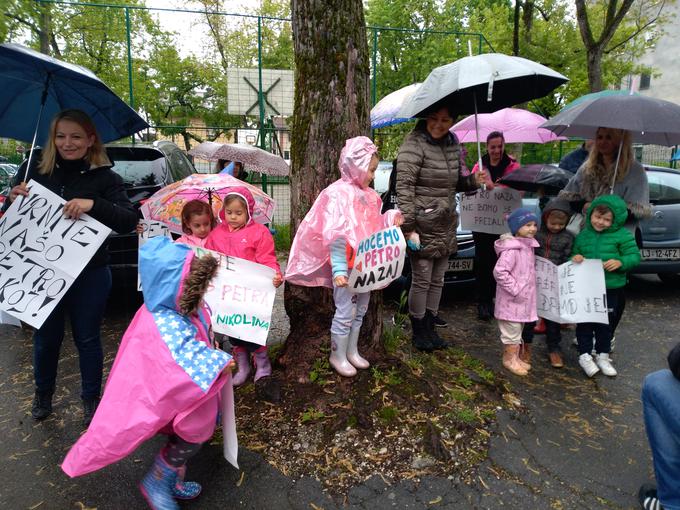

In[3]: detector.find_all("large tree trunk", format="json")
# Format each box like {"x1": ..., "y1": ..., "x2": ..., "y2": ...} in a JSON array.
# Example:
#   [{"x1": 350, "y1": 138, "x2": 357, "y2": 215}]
[{"x1": 279, "y1": 0, "x2": 379, "y2": 383}]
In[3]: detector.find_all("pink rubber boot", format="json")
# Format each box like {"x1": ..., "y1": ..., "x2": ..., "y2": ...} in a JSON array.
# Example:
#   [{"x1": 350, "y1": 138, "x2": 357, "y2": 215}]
[
  {"x1": 231, "y1": 347, "x2": 251, "y2": 386},
  {"x1": 252, "y1": 347, "x2": 272, "y2": 381}
]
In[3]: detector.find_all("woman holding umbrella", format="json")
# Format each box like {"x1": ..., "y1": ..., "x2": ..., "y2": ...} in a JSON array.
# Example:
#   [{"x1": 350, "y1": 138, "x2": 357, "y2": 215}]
[
  {"x1": 6, "y1": 109, "x2": 138, "y2": 426},
  {"x1": 396, "y1": 107, "x2": 486, "y2": 351},
  {"x1": 558, "y1": 127, "x2": 651, "y2": 233}
]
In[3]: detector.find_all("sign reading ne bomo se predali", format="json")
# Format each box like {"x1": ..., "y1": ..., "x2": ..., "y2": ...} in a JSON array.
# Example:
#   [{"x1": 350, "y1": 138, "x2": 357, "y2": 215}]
[
  {"x1": 348, "y1": 226, "x2": 406, "y2": 293},
  {"x1": 459, "y1": 188, "x2": 523, "y2": 235},
  {"x1": 0, "y1": 181, "x2": 111, "y2": 328},
  {"x1": 535, "y1": 256, "x2": 609, "y2": 324},
  {"x1": 193, "y1": 247, "x2": 277, "y2": 346}
]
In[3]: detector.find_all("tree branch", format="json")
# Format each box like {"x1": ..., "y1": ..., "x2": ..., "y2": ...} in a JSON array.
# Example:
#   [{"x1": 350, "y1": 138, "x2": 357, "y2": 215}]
[{"x1": 605, "y1": 0, "x2": 667, "y2": 53}]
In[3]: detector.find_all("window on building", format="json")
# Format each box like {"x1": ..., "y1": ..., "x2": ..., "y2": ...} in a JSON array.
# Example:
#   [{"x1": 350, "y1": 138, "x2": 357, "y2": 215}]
[{"x1": 640, "y1": 73, "x2": 651, "y2": 90}]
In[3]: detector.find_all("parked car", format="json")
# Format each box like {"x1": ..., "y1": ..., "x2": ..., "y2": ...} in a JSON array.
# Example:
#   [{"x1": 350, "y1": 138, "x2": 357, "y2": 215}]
[
  {"x1": 106, "y1": 141, "x2": 196, "y2": 281},
  {"x1": 632, "y1": 165, "x2": 680, "y2": 283},
  {"x1": 0, "y1": 162, "x2": 18, "y2": 195}
]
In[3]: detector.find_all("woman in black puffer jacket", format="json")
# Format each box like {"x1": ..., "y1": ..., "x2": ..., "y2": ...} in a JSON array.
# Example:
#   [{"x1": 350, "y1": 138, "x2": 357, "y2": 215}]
[
  {"x1": 6, "y1": 109, "x2": 138, "y2": 427},
  {"x1": 396, "y1": 107, "x2": 486, "y2": 352}
]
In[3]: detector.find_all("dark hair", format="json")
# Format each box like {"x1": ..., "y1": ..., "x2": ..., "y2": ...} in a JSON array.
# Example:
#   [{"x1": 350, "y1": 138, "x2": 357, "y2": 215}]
[
  {"x1": 668, "y1": 343, "x2": 680, "y2": 380},
  {"x1": 592, "y1": 204, "x2": 613, "y2": 217},
  {"x1": 486, "y1": 131, "x2": 505, "y2": 144},
  {"x1": 181, "y1": 199, "x2": 215, "y2": 235}
]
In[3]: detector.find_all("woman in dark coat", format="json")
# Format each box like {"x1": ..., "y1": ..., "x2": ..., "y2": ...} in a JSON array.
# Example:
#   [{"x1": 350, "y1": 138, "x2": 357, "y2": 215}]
[{"x1": 6, "y1": 109, "x2": 138, "y2": 426}]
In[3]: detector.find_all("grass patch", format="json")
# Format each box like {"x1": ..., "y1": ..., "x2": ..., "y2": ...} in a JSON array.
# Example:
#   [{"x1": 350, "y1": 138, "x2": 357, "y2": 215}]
[
  {"x1": 300, "y1": 407, "x2": 326, "y2": 423},
  {"x1": 376, "y1": 405, "x2": 399, "y2": 423},
  {"x1": 272, "y1": 222, "x2": 291, "y2": 252}
]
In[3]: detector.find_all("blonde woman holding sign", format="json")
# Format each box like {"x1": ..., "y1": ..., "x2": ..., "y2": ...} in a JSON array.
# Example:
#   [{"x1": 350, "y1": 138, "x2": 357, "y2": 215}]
[{"x1": 5, "y1": 109, "x2": 138, "y2": 426}]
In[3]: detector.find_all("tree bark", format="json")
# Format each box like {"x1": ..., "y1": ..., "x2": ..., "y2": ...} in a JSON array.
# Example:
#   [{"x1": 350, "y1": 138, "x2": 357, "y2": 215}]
[{"x1": 279, "y1": 0, "x2": 378, "y2": 383}]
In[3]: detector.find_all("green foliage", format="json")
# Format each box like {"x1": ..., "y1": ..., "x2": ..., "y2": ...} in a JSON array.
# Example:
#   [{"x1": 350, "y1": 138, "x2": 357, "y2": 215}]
[
  {"x1": 371, "y1": 366, "x2": 404, "y2": 386},
  {"x1": 309, "y1": 356, "x2": 332, "y2": 386},
  {"x1": 450, "y1": 408, "x2": 477, "y2": 425},
  {"x1": 376, "y1": 405, "x2": 399, "y2": 422},
  {"x1": 272, "y1": 222, "x2": 291, "y2": 252},
  {"x1": 300, "y1": 407, "x2": 326, "y2": 423}
]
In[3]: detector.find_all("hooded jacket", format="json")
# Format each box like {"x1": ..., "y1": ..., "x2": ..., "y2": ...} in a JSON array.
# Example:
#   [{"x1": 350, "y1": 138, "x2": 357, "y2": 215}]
[
  {"x1": 493, "y1": 233, "x2": 540, "y2": 322},
  {"x1": 471, "y1": 152, "x2": 521, "y2": 188},
  {"x1": 535, "y1": 198, "x2": 574, "y2": 265},
  {"x1": 62, "y1": 236, "x2": 232, "y2": 477},
  {"x1": 205, "y1": 186, "x2": 280, "y2": 274},
  {"x1": 285, "y1": 136, "x2": 399, "y2": 288},
  {"x1": 396, "y1": 122, "x2": 478, "y2": 258},
  {"x1": 571, "y1": 194, "x2": 641, "y2": 289}
]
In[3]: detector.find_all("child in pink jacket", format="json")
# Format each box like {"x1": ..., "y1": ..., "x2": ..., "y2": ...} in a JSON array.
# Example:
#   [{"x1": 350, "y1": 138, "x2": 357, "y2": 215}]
[
  {"x1": 493, "y1": 208, "x2": 539, "y2": 376},
  {"x1": 205, "y1": 187, "x2": 283, "y2": 386}
]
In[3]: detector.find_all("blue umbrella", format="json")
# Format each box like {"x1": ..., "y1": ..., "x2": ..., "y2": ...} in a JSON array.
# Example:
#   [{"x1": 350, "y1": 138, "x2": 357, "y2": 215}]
[{"x1": 0, "y1": 43, "x2": 148, "y2": 172}]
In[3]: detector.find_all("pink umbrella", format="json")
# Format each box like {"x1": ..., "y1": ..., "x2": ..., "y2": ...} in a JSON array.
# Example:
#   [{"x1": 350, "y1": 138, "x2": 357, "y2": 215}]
[
  {"x1": 451, "y1": 108, "x2": 566, "y2": 143},
  {"x1": 140, "y1": 173, "x2": 276, "y2": 234}
]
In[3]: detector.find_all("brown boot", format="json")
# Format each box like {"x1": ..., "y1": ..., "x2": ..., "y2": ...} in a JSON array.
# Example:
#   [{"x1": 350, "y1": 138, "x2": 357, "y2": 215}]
[
  {"x1": 502, "y1": 344, "x2": 528, "y2": 376},
  {"x1": 548, "y1": 351, "x2": 564, "y2": 368},
  {"x1": 518, "y1": 343, "x2": 532, "y2": 370}
]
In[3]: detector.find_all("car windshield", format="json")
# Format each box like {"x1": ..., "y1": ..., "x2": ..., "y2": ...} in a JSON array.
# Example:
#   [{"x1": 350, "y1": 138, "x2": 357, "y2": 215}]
[{"x1": 107, "y1": 147, "x2": 169, "y2": 187}]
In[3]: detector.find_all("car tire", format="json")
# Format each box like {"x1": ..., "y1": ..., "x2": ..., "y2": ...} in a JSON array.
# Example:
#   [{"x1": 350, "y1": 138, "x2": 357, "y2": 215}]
[{"x1": 658, "y1": 272, "x2": 680, "y2": 285}]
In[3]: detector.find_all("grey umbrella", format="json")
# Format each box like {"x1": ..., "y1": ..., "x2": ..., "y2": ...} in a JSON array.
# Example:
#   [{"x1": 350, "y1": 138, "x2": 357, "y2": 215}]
[{"x1": 540, "y1": 93, "x2": 680, "y2": 146}]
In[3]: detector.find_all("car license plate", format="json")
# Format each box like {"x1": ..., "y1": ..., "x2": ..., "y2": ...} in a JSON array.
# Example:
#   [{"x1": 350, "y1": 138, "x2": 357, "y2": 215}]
[
  {"x1": 641, "y1": 248, "x2": 680, "y2": 260},
  {"x1": 448, "y1": 258, "x2": 473, "y2": 272}
]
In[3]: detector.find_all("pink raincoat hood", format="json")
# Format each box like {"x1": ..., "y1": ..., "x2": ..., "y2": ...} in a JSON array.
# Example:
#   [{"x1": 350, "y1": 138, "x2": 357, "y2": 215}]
[
  {"x1": 285, "y1": 136, "x2": 399, "y2": 288},
  {"x1": 339, "y1": 136, "x2": 378, "y2": 189},
  {"x1": 218, "y1": 185, "x2": 256, "y2": 226}
]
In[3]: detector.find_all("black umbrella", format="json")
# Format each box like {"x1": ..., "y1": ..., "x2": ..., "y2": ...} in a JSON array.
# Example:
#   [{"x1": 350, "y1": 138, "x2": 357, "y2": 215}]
[{"x1": 498, "y1": 164, "x2": 573, "y2": 194}]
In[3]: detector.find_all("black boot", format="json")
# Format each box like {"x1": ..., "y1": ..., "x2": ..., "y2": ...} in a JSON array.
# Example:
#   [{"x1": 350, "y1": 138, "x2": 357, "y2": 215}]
[
  {"x1": 31, "y1": 390, "x2": 53, "y2": 420},
  {"x1": 477, "y1": 302, "x2": 492, "y2": 321},
  {"x1": 82, "y1": 397, "x2": 100, "y2": 427},
  {"x1": 410, "y1": 316, "x2": 434, "y2": 352},
  {"x1": 425, "y1": 310, "x2": 450, "y2": 350}
]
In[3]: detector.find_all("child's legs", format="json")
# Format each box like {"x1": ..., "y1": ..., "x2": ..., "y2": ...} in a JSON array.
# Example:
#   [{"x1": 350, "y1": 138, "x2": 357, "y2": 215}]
[
  {"x1": 163, "y1": 435, "x2": 203, "y2": 468},
  {"x1": 351, "y1": 292, "x2": 371, "y2": 330},
  {"x1": 607, "y1": 288, "x2": 626, "y2": 335},
  {"x1": 593, "y1": 323, "x2": 613, "y2": 354},
  {"x1": 229, "y1": 338, "x2": 260, "y2": 354},
  {"x1": 545, "y1": 319, "x2": 562, "y2": 352},
  {"x1": 499, "y1": 320, "x2": 523, "y2": 345},
  {"x1": 331, "y1": 286, "x2": 357, "y2": 336},
  {"x1": 522, "y1": 322, "x2": 535, "y2": 344},
  {"x1": 576, "y1": 323, "x2": 595, "y2": 355}
]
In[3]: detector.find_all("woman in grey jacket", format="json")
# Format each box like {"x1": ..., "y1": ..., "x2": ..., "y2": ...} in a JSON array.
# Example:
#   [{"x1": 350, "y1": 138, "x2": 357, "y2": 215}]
[{"x1": 396, "y1": 107, "x2": 486, "y2": 351}]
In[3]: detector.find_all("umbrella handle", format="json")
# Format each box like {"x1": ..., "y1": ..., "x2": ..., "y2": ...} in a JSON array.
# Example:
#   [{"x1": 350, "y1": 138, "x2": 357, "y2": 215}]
[
  {"x1": 473, "y1": 90, "x2": 485, "y2": 192},
  {"x1": 609, "y1": 134, "x2": 624, "y2": 194}
]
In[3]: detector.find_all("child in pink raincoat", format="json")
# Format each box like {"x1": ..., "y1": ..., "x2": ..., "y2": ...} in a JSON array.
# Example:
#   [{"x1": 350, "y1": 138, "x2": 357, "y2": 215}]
[
  {"x1": 493, "y1": 208, "x2": 539, "y2": 377},
  {"x1": 176, "y1": 199, "x2": 215, "y2": 247},
  {"x1": 285, "y1": 136, "x2": 403, "y2": 377},
  {"x1": 205, "y1": 186, "x2": 283, "y2": 386},
  {"x1": 62, "y1": 236, "x2": 234, "y2": 510}
]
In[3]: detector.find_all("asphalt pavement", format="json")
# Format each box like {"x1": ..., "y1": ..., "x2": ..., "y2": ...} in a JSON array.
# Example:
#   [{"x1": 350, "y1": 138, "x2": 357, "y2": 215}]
[{"x1": 0, "y1": 274, "x2": 674, "y2": 509}]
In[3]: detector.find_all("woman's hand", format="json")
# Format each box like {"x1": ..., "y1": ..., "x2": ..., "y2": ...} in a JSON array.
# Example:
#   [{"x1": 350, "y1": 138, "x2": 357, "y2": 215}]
[
  {"x1": 582, "y1": 201, "x2": 591, "y2": 214},
  {"x1": 474, "y1": 170, "x2": 489, "y2": 188},
  {"x1": 272, "y1": 273, "x2": 283, "y2": 288},
  {"x1": 393, "y1": 212, "x2": 404, "y2": 227},
  {"x1": 572, "y1": 254, "x2": 584, "y2": 263},
  {"x1": 334, "y1": 275, "x2": 348, "y2": 287},
  {"x1": 63, "y1": 198, "x2": 94, "y2": 220},
  {"x1": 603, "y1": 259, "x2": 622, "y2": 272},
  {"x1": 8, "y1": 182, "x2": 28, "y2": 203},
  {"x1": 136, "y1": 222, "x2": 145, "y2": 235}
]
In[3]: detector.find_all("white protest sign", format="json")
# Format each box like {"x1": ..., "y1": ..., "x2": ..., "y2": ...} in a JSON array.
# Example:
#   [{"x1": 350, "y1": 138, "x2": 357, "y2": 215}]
[
  {"x1": 0, "y1": 310, "x2": 21, "y2": 327},
  {"x1": 459, "y1": 188, "x2": 523, "y2": 234},
  {"x1": 348, "y1": 226, "x2": 406, "y2": 293},
  {"x1": 193, "y1": 247, "x2": 276, "y2": 345},
  {"x1": 0, "y1": 181, "x2": 111, "y2": 329},
  {"x1": 535, "y1": 256, "x2": 608, "y2": 324},
  {"x1": 138, "y1": 220, "x2": 173, "y2": 291}
]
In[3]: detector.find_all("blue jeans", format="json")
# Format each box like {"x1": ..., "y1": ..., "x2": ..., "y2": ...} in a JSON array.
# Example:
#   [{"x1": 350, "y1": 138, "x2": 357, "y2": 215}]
[
  {"x1": 642, "y1": 369, "x2": 680, "y2": 510},
  {"x1": 33, "y1": 265, "x2": 112, "y2": 400}
]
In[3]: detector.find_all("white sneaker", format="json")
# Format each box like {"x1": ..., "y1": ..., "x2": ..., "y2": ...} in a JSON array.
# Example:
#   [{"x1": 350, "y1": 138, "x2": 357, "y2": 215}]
[
  {"x1": 595, "y1": 353, "x2": 617, "y2": 377},
  {"x1": 579, "y1": 353, "x2": 600, "y2": 378}
]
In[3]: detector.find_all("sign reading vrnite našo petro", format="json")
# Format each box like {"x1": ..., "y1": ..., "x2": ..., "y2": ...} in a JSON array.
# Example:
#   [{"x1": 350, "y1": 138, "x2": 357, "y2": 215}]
[
  {"x1": 192, "y1": 247, "x2": 277, "y2": 346},
  {"x1": 0, "y1": 181, "x2": 111, "y2": 328}
]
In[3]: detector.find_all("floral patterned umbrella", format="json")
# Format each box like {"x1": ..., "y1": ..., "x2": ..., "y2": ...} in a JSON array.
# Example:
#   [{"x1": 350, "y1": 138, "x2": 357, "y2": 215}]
[
  {"x1": 189, "y1": 141, "x2": 289, "y2": 176},
  {"x1": 139, "y1": 173, "x2": 276, "y2": 234}
]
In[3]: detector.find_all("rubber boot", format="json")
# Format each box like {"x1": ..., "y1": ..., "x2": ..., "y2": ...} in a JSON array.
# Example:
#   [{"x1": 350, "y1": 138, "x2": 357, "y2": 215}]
[
  {"x1": 252, "y1": 347, "x2": 272, "y2": 381},
  {"x1": 346, "y1": 326, "x2": 369, "y2": 370},
  {"x1": 502, "y1": 344, "x2": 528, "y2": 376},
  {"x1": 172, "y1": 465, "x2": 202, "y2": 500},
  {"x1": 329, "y1": 333, "x2": 357, "y2": 377},
  {"x1": 231, "y1": 347, "x2": 251, "y2": 387},
  {"x1": 139, "y1": 454, "x2": 180, "y2": 510},
  {"x1": 410, "y1": 316, "x2": 434, "y2": 352},
  {"x1": 31, "y1": 389, "x2": 53, "y2": 420},
  {"x1": 518, "y1": 343, "x2": 532, "y2": 370},
  {"x1": 82, "y1": 397, "x2": 100, "y2": 427},
  {"x1": 425, "y1": 310, "x2": 450, "y2": 350}
]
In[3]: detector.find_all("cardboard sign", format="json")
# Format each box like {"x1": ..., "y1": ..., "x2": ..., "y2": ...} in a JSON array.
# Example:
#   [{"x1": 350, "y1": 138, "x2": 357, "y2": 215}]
[
  {"x1": 0, "y1": 181, "x2": 111, "y2": 329},
  {"x1": 348, "y1": 226, "x2": 406, "y2": 293},
  {"x1": 193, "y1": 247, "x2": 277, "y2": 346},
  {"x1": 137, "y1": 220, "x2": 173, "y2": 291},
  {"x1": 459, "y1": 188, "x2": 523, "y2": 234},
  {"x1": 535, "y1": 256, "x2": 608, "y2": 324}
]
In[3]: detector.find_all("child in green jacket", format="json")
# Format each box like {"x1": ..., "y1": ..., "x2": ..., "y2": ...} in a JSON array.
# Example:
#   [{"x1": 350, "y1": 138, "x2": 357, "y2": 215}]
[{"x1": 571, "y1": 194, "x2": 641, "y2": 378}]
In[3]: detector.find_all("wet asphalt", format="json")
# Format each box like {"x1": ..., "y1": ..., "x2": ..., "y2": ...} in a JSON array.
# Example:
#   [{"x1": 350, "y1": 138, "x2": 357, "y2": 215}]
[{"x1": 0, "y1": 274, "x2": 675, "y2": 509}]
